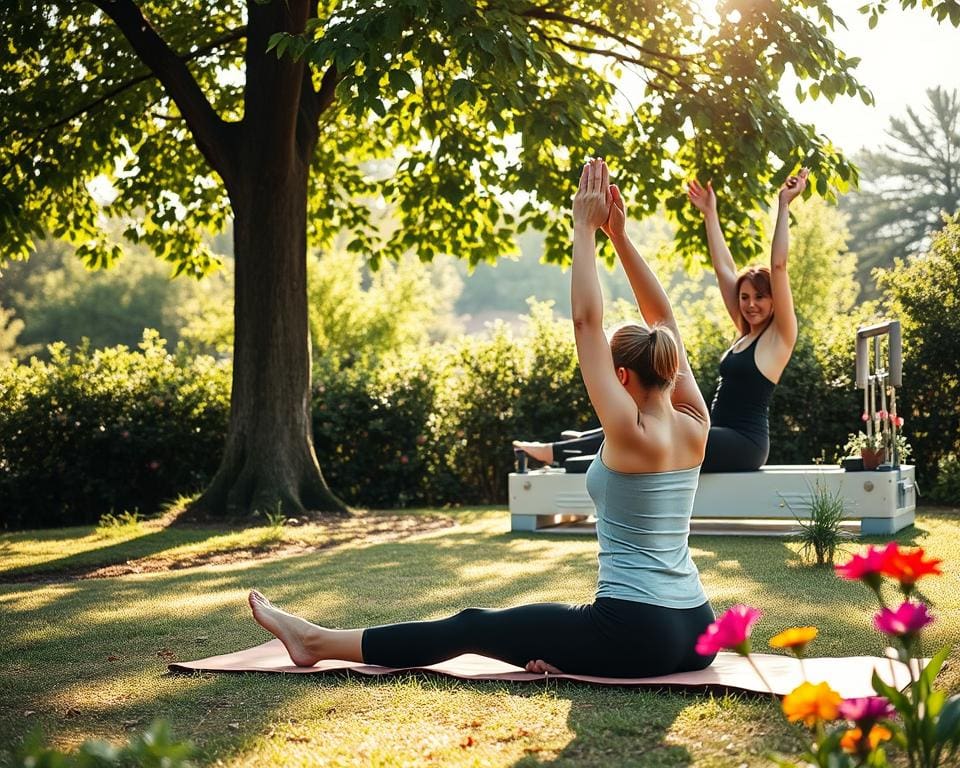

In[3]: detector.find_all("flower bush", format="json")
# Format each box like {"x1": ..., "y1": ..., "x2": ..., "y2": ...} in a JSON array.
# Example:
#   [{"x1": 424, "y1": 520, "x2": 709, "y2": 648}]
[{"x1": 697, "y1": 543, "x2": 959, "y2": 767}]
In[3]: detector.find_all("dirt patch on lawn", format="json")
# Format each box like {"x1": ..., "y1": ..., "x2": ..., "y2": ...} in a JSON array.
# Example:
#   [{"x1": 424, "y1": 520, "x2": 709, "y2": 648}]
[{"x1": 1, "y1": 512, "x2": 455, "y2": 584}]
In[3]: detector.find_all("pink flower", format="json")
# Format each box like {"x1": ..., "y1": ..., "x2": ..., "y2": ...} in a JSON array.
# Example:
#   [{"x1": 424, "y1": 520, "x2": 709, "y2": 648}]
[
  {"x1": 894, "y1": 416, "x2": 905, "y2": 427},
  {"x1": 877, "y1": 409, "x2": 888, "y2": 421},
  {"x1": 861, "y1": 412, "x2": 870, "y2": 422},
  {"x1": 839, "y1": 696, "x2": 895, "y2": 726},
  {"x1": 835, "y1": 543, "x2": 898, "y2": 593},
  {"x1": 695, "y1": 604, "x2": 762, "y2": 656},
  {"x1": 874, "y1": 601, "x2": 934, "y2": 638}
]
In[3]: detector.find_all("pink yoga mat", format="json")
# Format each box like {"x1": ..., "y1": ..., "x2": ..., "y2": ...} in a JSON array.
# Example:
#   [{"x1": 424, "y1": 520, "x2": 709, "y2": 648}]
[{"x1": 170, "y1": 639, "x2": 920, "y2": 698}]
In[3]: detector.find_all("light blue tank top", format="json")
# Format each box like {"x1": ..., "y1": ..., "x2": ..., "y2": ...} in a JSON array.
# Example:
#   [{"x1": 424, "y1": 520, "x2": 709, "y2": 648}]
[{"x1": 586, "y1": 453, "x2": 707, "y2": 609}]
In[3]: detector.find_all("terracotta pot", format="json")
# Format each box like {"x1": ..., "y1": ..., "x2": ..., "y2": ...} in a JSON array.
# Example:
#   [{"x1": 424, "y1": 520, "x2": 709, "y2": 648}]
[{"x1": 861, "y1": 447, "x2": 885, "y2": 470}]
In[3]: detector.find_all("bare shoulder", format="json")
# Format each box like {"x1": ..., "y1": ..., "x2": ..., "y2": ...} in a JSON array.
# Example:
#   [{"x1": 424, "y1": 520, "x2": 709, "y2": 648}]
[{"x1": 672, "y1": 406, "x2": 709, "y2": 458}]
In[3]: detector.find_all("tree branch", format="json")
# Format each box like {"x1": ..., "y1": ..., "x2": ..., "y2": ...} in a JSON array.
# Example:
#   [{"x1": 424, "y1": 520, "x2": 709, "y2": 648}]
[
  {"x1": 91, "y1": 0, "x2": 238, "y2": 184},
  {"x1": 533, "y1": 31, "x2": 693, "y2": 95},
  {"x1": 33, "y1": 28, "x2": 246, "y2": 138},
  {"x1": 521, "y1": 6, "x2": 699, "y2": 65}
]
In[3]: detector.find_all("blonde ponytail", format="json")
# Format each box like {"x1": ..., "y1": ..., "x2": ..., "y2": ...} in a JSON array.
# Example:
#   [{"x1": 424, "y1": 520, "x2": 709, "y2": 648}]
[{"x1": 609, "y1": 322, "x2": 679, "y2": 388}]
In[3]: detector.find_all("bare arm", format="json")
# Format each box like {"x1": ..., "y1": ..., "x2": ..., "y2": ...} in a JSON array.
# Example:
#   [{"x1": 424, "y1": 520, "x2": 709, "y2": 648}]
[
  {"x1": 688, "y1": 180, "x2": 740, "y2": 328},
  {"x1": 607, "y1": 187, "x2": 709, "y2": 424},
  {"x1": 769, "y1": 169, "x2": 807, "y2": 348},
  {"x1": 571, "y1": 161, "x2": 645, "y2": 438}
]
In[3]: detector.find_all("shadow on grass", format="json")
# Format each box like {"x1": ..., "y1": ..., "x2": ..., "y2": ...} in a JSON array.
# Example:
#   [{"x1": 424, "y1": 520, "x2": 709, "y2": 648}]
[
  {"x1": 0, "y1": 527, "x2": 223, "y2": 582},
  {"x1": 511, "y1": 687, "x2": 694, "y2": 767}
]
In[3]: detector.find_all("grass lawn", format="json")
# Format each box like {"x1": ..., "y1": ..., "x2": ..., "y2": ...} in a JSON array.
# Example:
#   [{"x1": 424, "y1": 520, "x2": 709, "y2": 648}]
[{"x1": 2, "y1": 506, "x2": 959, "y2": 767}]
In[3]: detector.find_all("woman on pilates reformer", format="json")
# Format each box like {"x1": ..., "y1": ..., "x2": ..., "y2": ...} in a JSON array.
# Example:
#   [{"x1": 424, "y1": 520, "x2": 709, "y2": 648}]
[
  {"x1": 514, "y1": 168, "x2": 807, "y2": 473},
  {"x1": 247, "y1": 158, "x2": 716, "y2": 678}
]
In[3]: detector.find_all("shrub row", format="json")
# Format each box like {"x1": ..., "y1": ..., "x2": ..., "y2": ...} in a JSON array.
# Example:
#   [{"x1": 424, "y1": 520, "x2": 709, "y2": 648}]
[
  {"x1": 1, "y1": 304, "x2": 953, "y2": 529},
  {"x1": 0, "y1": 331, "x2": 230, "y2": 529}
]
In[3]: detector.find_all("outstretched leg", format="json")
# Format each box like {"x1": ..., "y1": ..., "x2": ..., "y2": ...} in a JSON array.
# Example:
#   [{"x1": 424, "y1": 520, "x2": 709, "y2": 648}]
[
  {"x1": 513, "y1": 428, "x2": 605, "y2": 468},
  {"x1": 248, "y1": 590, "x2": 363, "y2": 666},
  {"x1": 511, "y1": 440, "x2": 554, "y2": 464}
]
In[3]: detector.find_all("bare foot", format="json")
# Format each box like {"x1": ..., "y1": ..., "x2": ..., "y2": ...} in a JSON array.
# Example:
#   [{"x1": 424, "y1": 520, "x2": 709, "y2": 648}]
[
  {"x1": 512, "y1": 441, "x2": 554, "y2": 464},
  {"x1": 248, "y1": 590, "x2": 322, "y2": 667},
  {"x1": 525, "y1": 659, "x2": 564, "y2": 674}
]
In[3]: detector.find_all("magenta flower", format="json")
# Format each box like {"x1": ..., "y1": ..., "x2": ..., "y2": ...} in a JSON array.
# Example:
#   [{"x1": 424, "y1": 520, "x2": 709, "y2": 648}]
[
  {"x1": 695, "y1": 604, "x2": 762, "y2": 656},
  {"x1": 861, "y1": 412, "x2": 870, "y2": 422},
  {"x1": 839, "y1": 696, "x2": 895, "y2": 726},
  {"x1": 874, "y1": 601, "x2": 934, "y2": 638},
  {"x1": 877, "y1": 409, "x2": 888, "y2": 421},
  {"x1": 835, "y1": 543, "x2": 897, "y2": 594}
]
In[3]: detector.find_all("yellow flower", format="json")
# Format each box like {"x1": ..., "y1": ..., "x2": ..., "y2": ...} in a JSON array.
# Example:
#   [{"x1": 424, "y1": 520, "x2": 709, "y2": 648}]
[
  {"x1": 840, "y1": 725, "x2": 893, "y2": 753},
  {"x1": 769, "y1": 626, "x2": 818, "y2": 656},
  {"x1": 782, "y1": 682, "x2": 842, "y2": 727}
]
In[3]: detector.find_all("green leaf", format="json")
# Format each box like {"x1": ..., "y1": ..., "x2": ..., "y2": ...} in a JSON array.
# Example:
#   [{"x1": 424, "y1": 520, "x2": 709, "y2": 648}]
[
  {"x1": 388, "y1": 69, "x2": 416, "y2": 94},
  {"x1": 936, "y1": 695, "x2": 960, "y2": 746},
  {"x1": 266, "y1": 32, "x2": 285, "y2": 53},
  {"x1": 441, "y1": 0, "x2": 470, "y2": 22},
  {"x1": 475, "y1": 28, "x2": 496, "y2": 54},
  {"x1": 334, "y1": 46, "x2": 358, "y2": 72},
  {"x1": 448, "y1": 78, "x2": 476, "y2": 105},
  {"x1": 872, "y1": 670, "x2": 911, "y2": 714},
  {"x1": 919, "y1": 644, "x2": 951, "y2": 690}
]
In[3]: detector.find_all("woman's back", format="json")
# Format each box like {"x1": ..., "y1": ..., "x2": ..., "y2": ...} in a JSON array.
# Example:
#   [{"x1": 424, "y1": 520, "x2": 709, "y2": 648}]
[
  {"x1": 599, "y1": 404, "x2": 707, "y2": 475},
  {"x1": 587, "y1": 457, "x2": 707, "y2": 609}
]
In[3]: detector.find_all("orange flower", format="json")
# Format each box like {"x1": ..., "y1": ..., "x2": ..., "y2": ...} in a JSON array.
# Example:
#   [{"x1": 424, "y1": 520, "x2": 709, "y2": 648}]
[
  {"x1": 882, "y1": 547, "x2": 943, "y2": 591},
  {"x1": 769, "y1": 626, "x2": 818, "y2": 656},
  {"x1": 840, "y1": 724, "x2": 893, "y2": 753},
  {"x1": 782, "y1": 682, "x2": 842, "y2": 727}
]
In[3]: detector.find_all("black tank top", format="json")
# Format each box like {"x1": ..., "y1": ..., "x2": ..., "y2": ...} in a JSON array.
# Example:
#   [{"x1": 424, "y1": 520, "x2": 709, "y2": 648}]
[{"x1": 709, "y1": 332, "x2": 776, "y2": 441}]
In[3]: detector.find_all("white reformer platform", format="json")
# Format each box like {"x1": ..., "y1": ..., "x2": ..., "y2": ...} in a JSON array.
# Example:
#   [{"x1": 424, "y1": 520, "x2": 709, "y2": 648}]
[{"x1": 509, "y1": 464, "x2": 917, "y2": 536}]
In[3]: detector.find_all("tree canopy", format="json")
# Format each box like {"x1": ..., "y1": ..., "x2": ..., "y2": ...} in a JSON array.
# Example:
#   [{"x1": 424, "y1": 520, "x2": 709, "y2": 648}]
[
  {"x1": 3, "y1": 0, "x2": 872, "y2": 276},
  {"x1": 843, "y1": 87, "x2": 960, "y2": 290}
]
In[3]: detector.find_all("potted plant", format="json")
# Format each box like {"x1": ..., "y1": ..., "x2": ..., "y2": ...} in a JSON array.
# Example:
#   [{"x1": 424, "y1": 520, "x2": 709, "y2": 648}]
[{"x1": 843, "y1": 430, "x2": 886, "y2": 470}]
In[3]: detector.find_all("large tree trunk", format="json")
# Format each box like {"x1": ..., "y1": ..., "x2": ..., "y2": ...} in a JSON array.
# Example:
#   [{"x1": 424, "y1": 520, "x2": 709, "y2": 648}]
[
  {"x1": 191, "y1": 0, "x2": 346, "y2": 519},
  {"x1": 194, "y1": 157, "x2": 346, "y2": 518}
]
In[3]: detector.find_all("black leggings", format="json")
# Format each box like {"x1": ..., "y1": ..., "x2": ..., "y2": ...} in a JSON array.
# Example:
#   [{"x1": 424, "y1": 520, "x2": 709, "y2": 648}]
[
  {"x1": 551, "y1": 426, "x2": 768, "y2": 473},
  {"x1": 362, "y1": 598, "x2": 716, "y2": 678},
  {"x1": 701, "y1": 426, "x2": 769, "y2": 473}
]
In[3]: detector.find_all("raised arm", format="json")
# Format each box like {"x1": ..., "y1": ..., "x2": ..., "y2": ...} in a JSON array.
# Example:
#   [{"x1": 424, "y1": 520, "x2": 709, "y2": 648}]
[
  {"x1": 687, "y1": 180, "x2": 740, "y2": 329},
  {"x1": 605, "y1": 186, "x2": 709, "y2": 424},
  {"x1": 570, "y1": 160, "x2": 646, "y2": 437},
  {"x1": 769, "y1": 168, "x2": 807, "y2": 348}
]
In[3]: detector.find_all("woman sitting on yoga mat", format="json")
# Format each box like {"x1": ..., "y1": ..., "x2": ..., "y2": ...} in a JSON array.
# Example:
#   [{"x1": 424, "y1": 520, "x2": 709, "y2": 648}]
[
  {"x1": 247, "y1": 158, "x2": 716, "y2": 678},
  {"x1": 513, "y1": 168, "x2": 807, "y2": 473}
]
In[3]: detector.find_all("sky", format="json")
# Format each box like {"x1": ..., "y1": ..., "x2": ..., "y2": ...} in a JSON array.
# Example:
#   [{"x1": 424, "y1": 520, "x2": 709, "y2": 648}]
[{"x1": 777, "y1": 0, "x2": 960, "y2": 154}]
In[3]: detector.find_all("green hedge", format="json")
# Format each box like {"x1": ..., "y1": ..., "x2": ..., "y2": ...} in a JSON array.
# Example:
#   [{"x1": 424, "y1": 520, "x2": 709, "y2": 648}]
[
  {"x1": 2, "y1": 301, "x2": 950, "y2": 529},
  {"x1": 0, "y1": 331, "x2": 230, "y2": 529},
  {"x1": 312, "y1": 306, "x2": 594, "y2": 507},
  {"x1": 878, "y1": 214, "x2": 960, "y2": 500},
  {"x1": 311, "y1": 351, "x2": 447, "y2": 508}
]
